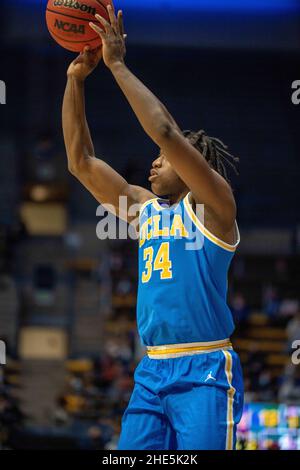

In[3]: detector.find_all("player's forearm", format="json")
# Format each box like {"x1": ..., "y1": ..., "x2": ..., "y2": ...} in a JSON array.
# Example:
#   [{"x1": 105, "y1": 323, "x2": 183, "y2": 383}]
[
  {"x1": 83, "y1": 115, "x2": 95, "y2": 157},
  {"x1": 62, "y1": 76, "x2": 94, "y2": 172},
  {"x1": 110, "y1": 61, "x2": 180, "y2": 145}
]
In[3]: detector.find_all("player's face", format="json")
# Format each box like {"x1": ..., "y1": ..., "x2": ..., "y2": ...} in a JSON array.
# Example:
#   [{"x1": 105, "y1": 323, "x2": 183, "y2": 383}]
[{"x1": 149, "y1": 152, "x2": 186, "y2": 197}]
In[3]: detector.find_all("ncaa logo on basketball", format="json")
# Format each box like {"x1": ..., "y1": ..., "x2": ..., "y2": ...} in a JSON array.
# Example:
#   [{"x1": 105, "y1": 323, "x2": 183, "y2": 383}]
[
  {"x1": 53, "y1": 0, "x2": 96, "y2": 16},
  {"x1": 0, "y1": 340, "x2": 6, "y2": 365},
  {"x1": 55, "y1": 19, "x2": 85, "y2": 34},
  {"x1": 0, "y1": 80, "x2": 6, "y2": 105}
]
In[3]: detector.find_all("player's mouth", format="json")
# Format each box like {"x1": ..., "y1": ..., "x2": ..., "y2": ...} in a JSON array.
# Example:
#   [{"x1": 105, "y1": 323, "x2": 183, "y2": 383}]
[{"x1": 148, "y1": 169, "x2": 159, "y2": 182}]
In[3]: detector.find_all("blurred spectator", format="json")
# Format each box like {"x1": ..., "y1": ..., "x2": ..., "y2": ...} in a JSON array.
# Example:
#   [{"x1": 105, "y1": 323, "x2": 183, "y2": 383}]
[
  {"x1": 257, "y1": 370, "x2": 276, "y2": 402},
  {"x1": 0, "y1": 363, "x2": 24, "y2": 449},
  {"x1": 278, "y1": 365, "x2": 300, "y2": 403},
  {"x1": 110, "y1": 251, "x2": 123, "y2": 272},
  {"x1": 104, "y1": 419, "x2": 121, "y2": 450},
  {"x1": 280, "y1": 300, "x2": 299, "y2": 319},
  {"x1": 30, "y1": 133, "x2": 58, "y2": 183},
  {"x1": 64, "y1": 231, "x2": 82, "y2": 253},
  {"x1": 262, "y1": 285, "x2": 280, "y2": 318},
  {"x1": 116, "y1": 277, "x2": 132, "y2": 297},
  {"x1": 243, "y1": 377, "x2": 257, "y2": 403},
  {"x1": 244, "y1": 344, "x2": 267, "y2": 392},
  {"x1": 230, "y1": 292, "x2": 250, "y2": 325},
  {"x1": 52, "y1": 396, "x2": 70, "y2": 427}
]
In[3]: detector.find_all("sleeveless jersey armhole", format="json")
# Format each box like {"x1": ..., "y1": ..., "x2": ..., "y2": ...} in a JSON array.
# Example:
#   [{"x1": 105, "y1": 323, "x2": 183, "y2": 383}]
[{"x1": 183, "y1": 192, "x2": 240, "y2": 253}]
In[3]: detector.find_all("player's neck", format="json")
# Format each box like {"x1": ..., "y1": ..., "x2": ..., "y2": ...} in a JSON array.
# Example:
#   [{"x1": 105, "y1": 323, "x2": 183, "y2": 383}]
[{"x1": 168, "y1": 189, "x2": 189, "y2": 205}]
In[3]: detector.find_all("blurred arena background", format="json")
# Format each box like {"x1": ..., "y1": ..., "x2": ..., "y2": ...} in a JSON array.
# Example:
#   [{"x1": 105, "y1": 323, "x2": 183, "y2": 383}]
[{"x1": 0, "y1": 0, "x2": 300, "y2": 450}]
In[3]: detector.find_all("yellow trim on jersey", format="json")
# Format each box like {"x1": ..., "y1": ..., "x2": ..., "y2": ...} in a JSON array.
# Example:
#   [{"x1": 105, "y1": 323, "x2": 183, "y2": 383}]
[
  {"x1": 152, "y1": 199, "x2": 164, "y2": 211},
  {"x1": 183, "y1": 193, "x2": 240, "y2": 252},
  {"x1": 139, "y1": 198, "x2": 158, "y2": 216},
  {"x1": 147, "y1": 339, "x2": 232, "y2": 358},
  {"x1": 139, "y1": 197, "x2": 171, "y2": 217},
  {"x1": 223, "y1": 350, "x2": 236, "y2": 450}
]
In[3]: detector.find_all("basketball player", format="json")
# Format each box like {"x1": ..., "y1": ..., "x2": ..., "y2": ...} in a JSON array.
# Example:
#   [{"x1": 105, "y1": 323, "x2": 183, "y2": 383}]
[{"x1": 62, "y1": 2, "x2": 244, "y2": 450}]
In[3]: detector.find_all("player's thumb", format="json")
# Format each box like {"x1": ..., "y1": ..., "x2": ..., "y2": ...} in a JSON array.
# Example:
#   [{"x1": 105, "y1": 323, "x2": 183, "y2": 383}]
[{"x1": 82, "y1": 46, "x2": 91, "y2": 59}]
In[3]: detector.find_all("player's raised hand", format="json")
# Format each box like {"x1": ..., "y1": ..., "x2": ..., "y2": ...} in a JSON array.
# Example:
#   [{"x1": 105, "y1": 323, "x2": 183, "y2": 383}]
[
  {"x1": 67, "y1": 46, "x2": 103, "y2": 81},
  {"x1": 89, "y1": 2, "x2": 126, "y2": 70}
]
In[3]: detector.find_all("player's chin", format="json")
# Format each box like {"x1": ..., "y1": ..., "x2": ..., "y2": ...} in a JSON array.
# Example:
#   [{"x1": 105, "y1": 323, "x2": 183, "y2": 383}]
[{"x1": 151, "y1": 182, "x2": 168, "y2": 197}]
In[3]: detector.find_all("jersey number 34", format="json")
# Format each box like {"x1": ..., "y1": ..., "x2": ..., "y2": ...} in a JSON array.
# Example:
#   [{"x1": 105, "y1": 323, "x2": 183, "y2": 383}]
[{"x1": 142, "y1": 242, "x2": 173, "y2": 283}]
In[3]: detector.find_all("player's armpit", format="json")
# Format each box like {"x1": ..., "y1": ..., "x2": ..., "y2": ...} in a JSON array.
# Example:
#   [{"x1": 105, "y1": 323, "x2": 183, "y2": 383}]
[{"x1": 70, "y1": 155, "x2": 154, "y2": 223}]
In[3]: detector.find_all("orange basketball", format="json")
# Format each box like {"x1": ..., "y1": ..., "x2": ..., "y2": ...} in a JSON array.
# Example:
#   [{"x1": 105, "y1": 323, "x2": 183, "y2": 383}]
[{"x1": 46, "y1": 0, "x2": 111, "y2": 52}]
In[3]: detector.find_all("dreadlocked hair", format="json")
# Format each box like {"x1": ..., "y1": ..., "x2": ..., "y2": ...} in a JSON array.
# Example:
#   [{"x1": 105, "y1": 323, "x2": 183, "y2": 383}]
[{"x1": 182, "y1": 129, "x2": 239, "y2": 184}]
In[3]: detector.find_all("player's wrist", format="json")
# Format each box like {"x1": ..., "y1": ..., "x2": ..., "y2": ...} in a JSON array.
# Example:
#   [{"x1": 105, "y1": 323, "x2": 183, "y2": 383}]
[
  {"x1": 67, "y1": 72, "x2": 86, "y2": 83},
  {"x1": 109, "y1": 60, "x2": 126, "y2": 74}
]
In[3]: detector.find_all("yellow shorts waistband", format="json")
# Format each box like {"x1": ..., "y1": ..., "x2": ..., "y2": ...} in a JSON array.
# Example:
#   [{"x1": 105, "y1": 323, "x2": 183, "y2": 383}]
[{"x1": 146, "y1": 339, "x2": 232, "y2": 359}]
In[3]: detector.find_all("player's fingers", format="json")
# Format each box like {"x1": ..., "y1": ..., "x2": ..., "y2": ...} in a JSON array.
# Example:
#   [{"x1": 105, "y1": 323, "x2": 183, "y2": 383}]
[
  {"x1": 109, "y1": 0, "x2": 116, "y2": 13},
  {"x1": 95, "y1": 13, "x2": 113, "y2": 35},
  {"x1": 107, "y1": 4, "x2": 118, "y2": 33},
  {"x1": 118, "y1": 10, "x2": 125, "y2": 38},
  {"x1": 89, "y1": 22, "x2": 106, "y2": 39},
  {"x1": 108, "y1": 0, "x2": 117, "y2": 18}
]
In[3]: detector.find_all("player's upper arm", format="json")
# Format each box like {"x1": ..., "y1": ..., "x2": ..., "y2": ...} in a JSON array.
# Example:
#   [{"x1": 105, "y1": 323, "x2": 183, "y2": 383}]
[
  {"x1": 157, "y1": 125, "x2": 236, "y2": 230},
  {"x1": 69, "y1": 155, "x2": 154, "y2": 223}
]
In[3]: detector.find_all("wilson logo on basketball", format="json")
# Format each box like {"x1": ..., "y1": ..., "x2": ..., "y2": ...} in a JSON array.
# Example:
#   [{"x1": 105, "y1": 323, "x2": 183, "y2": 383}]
[
  {"x1": 53, "y1": 0, "x2": 96, "y2": 16},
  {"x1": 54, "y1": 19, "x2": 85, "y2": 34}
]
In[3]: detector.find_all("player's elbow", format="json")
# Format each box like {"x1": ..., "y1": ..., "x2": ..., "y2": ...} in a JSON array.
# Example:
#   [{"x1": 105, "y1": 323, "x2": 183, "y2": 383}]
[
  {"x1": 68, "y1": 161, "x2": 80, "y2": 176},
  {"x1": 68, "y1": 162, "x2": 76, "y2": 175},
  {"x1": 67, "y1": 156, "x2": 87, "y2": 177}
]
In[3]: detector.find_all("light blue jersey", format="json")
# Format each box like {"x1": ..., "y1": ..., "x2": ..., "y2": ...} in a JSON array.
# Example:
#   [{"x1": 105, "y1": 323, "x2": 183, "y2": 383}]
[{"x1": 136, "y1": 192, "x2": 240, "y2": 346}]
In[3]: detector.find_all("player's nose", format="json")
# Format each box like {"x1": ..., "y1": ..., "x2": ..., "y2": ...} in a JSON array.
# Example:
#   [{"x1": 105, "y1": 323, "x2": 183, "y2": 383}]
[{"x1": 152, "y1": 156, "x2": 162, "y2": 168}]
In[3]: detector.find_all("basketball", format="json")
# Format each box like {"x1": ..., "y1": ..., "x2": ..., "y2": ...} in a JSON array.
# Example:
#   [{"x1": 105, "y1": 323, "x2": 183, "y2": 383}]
[{"x1": 46, "y1": 0, "x2": 111, "y2": 52}]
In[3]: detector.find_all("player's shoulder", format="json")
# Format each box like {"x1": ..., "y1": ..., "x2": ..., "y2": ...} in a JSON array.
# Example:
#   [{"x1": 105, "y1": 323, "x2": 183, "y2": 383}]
[{"x1": 128, "y1": 185, "x2": 155, "y2": 205}]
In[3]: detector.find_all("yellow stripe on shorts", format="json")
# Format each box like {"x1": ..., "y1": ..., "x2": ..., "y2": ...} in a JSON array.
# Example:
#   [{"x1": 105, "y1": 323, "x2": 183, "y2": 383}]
[{"x1": 222, "y1": 350, "x2": 236, "y2": 450}]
